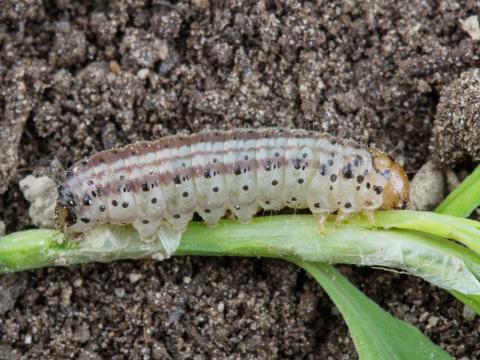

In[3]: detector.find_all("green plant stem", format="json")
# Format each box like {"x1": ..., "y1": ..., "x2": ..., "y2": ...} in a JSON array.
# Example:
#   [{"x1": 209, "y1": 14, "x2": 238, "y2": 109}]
[{"x1": 2, "y1": 215, "x2": 480, "y2": 296}]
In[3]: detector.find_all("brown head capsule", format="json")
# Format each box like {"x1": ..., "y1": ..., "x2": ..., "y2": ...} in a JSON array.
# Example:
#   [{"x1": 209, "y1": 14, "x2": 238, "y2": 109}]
[{"x1": 368, "y1": 148, "x2": 410, "y2": 210}]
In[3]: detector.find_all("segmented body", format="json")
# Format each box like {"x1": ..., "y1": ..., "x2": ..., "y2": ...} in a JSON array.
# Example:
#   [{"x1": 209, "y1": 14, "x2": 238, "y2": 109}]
[{"x1": 57, "y1": 128, "x2": 408, "y2": 255}]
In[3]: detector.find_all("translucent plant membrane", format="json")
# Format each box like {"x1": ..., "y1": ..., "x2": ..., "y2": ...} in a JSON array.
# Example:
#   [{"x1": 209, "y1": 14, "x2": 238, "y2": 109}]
[{"x1": 2, "y1": 215, "x2": 480, "y2": 295}]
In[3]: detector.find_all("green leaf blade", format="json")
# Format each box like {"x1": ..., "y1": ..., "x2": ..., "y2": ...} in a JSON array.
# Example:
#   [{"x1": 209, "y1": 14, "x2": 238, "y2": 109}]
[{"x1": 295, "y1": 261, "x2": 452, "y2": 360}]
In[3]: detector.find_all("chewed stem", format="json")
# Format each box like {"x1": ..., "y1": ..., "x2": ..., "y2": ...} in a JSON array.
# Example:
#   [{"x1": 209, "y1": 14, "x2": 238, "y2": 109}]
[{"x1": 2, "y1": 212, "x2": 480, "y2": 296}]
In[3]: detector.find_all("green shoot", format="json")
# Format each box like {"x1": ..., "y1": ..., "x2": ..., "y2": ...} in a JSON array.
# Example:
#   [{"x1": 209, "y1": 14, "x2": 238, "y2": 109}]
[{"x1": 293, "y1": 261, "x2": 452, "y2": 360}]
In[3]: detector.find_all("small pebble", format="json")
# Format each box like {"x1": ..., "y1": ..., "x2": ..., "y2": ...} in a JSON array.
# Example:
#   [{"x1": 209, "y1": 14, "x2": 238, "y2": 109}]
[
  {"x1": 408, "y1": 161, "x2": 445, "y2": 211},
  {"x1": 129, "y1": 273, "x2": 143, "y2": 283},
  {"x1": 460, "y1": 15, "x2": 480, "y2": 41},
  {"x1": 137, "y1": 68, "x2": 149, "y2": 79},
  {"x1": 183, "y1": 276, "x2": 191, "y2": 284},
  {"x1": 109, "y1": 60, "x2": 121, "y2": 75},
  {"x1": 114, "y1": 288, "x2": 125, "y2": 298},
  {"x1": 462, "y1": 305, "x2": 476, "y2": 321}
]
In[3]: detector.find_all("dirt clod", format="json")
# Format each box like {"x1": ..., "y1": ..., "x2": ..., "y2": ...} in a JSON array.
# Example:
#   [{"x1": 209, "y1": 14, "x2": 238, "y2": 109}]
[{"x1": 432, "y1": 70, "x2": 480, "y2": 166}]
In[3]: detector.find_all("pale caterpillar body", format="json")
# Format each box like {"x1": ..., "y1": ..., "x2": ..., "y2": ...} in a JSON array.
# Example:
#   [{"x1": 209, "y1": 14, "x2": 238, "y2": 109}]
[{"x1": 56, "y1": 129, "x2": 410, "y2": 256}]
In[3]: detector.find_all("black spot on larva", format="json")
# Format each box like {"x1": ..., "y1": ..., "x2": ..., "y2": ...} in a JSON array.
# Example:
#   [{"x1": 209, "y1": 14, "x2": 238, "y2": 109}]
[
  {"x1": 264, "y1": 160, "x2": 272, "y2": 171},
  {"x1": 234, "y1": 205, "x2": 241, "y2": 210},
  {"x1": 302, "y1": 152, "x2": 308, "y2": 158},
  {"x1": 204, "y1": 169, "x2": 212, "y2": 178},
  {"x1": 173, "y1": 214, "x2": 180, "y2": 219},
  {"x1": 345, "y1": 202, "x2": 352, "y2": 209},
  {"x1": 265, "y1": 200, "x2": 271, "y2": 205},
  {"x1": 320, "y1": 164, "x2": 327, "y2": 176},
  {"x1": 342, "y1": 163, "x2": 354, "y2": 179},
  {"x1": 66, "y1": 170, "x2": 75, "y2": 179},
  {"x1": 142, "y1": 220, "x2": 149, "y2": 224},
  {"x1": 204, "y1": 209, "x2": 211, "y2": 213},
  {"x1": 291, "y1": 197, "x2": 297, "y2": 202},
  {"x1": 244, "y1": 155, "x2": 249, "y2": 160},
  {"x1": 151, "y1": 198, "x2": 157, "y2": 204},
  {"x1": 91, "y1": 190, "x2": 97, "y2": 198},
  {"x1": 272, "y1": 180, "x2": 278, "y2": 186},
  {"x1": 125, "y1": 183, "x2": 132, "y2": 192},
  {"x1": 328, "y1": 159, "x2": 334, "y2": 167},
  {"x1": 314, "y1": 203, "x2": 320, "y2": 208},
  {"x1": 95, "y1": 186, "x2": 103, "y2": 196},
  {"x1": 182, "y1": 191, "x2": 189, "y2": 197},
  {"x1": 356, "y1": 186, "x2": 360, "y2": 191},
  {"x1": 122, "y1": 201, "x2": 129, "y2": 208},
  {"x1": 80, "y1": 218, "x2": 90, "y2": 223},
  {"x1": 330, "y1": 186, "x2": 333, "y2": 190},
  {"x1": 81, "y1": 160, "x2": 88, "y2": 167},
  {"x1": 112, "y1": 200, "x2": 118, "y2": 207},
  {"x1": 293, "y1": 159, "x2": 302, "y2": 170},
  {"x1": 366, "y1": 182, "x2": 371, "y2": 189},
  {"x1": 142, "y1": 182, "x2": 149, "y2": 191},
  {"x1": 120, "y1": 175, "x2": 125, "y2": 181},
  {"x1": 330, "y1": 174, "x2": 337, "y2": 182},
  {"x1": 298, "y1": 178, "x2": 304, "y2": 184},
  {"x1": 243, "y1": 167, "x2": 247, "y2": 173},
  {"x1": 331, "y1": 140, "x2": 336, "y2": 145},
  {"x1": 173, "y1": 175, "x2": 182, "y2": 184},
  {"x1": 330, "y1": 152, "x2": 335, "y2": 157},
  {"x1": 243, "y1": 185, "x2": 249, "y2": 191},
  {"x1": 83, "y1": 194, "x2": 92, "y2": 206},
  {"x1": 357, "y1": 175, "x2": 364, "y2": 184},
  {"x1": 365, "y1": 200, "x2": 373, "y2": 206},
  {"x1": 99, "y1": 205, "x2": 106, "y2": 212},
  {"x1": 275, "y1": 152, "x2": 280, "y2": 158},
  {"x1": 117, "y1": 185, "x2": 122, "y2": 193},
  {"x1": 354, "y1": 156, "x2": 362, "y2": 167},
  {"x1": 182, "y1": 162, "x2": 186, "y2": 167},
  {"x1": 87, "y1": 180, "x2": 94, "y2": 186},
  {"x1": 373, "y1": 185, "x2": 383, "y2": 195},
  {"x1": 213, "y1": 158, "x2": 217, "y2": 163},
  {"x1": 234, "y1": 165, "x2": 242, "y2": 175},
  {"x1": 213, "y1": 186, "x2": 219, "y2": 193}
]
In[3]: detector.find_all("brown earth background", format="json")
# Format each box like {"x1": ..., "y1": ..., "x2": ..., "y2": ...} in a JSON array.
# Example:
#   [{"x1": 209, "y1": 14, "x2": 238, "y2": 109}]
[{"x1": 1, "y1": 0, "x2": 480, "y2": 358}]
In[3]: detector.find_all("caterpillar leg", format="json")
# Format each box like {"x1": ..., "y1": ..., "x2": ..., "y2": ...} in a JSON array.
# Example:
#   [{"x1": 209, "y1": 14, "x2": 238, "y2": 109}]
[
  {"x1": 335, "y1": 210, "x2": 352, "y2": 225},
  {"x1": 156, "y1": 226, "x2": 183, "y2": 258},
  {"x1": 314, "y1": 212, "x2": 329, "y2": 234},
  {"x1": 363, "y1": 209, "x2": 376, "y2": 226}
]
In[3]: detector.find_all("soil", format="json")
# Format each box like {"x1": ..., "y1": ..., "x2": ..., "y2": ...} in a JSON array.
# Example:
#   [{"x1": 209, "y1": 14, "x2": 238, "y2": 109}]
[{"x1": 1, "y1": 0, "x2": 480, "y2": 358}]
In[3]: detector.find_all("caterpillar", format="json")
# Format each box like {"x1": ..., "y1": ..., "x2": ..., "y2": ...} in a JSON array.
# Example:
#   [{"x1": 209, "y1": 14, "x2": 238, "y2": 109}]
[{"x1": 56, "y1": 128, "x2": 410, "y2": 257}]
